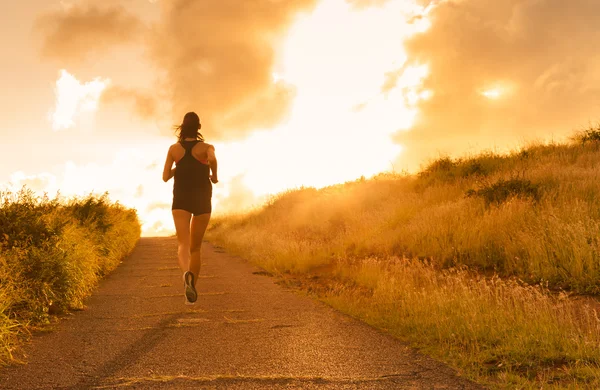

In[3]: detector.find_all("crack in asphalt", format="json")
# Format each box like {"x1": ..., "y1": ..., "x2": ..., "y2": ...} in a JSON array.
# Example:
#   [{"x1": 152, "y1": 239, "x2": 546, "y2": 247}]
[{"x1": 93, "y1": 373, "x2": 424, "y2": 389}]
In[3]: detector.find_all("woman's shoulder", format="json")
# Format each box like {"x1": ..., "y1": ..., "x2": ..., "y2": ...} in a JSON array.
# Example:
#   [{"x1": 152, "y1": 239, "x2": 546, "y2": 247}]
[
  {"x1": 168, "y1": 142, "x2": 183, "y2": 154},
  {"x1": 196, "y1": 142, "x2": 214, "y2": 150}
]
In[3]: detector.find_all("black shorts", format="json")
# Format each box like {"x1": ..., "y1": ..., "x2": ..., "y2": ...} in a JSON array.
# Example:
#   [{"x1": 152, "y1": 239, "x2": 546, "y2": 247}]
[{"x1": 172, "y1": 188, "x2": 212, "y2": 216}]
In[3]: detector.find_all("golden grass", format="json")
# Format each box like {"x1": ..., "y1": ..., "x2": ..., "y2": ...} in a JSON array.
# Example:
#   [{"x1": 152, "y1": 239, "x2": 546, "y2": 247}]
[
  {"x1": 0, "y1": 189, "x2": 140, "y2": 364},
  {"x1": 207, "y1": 131, "x2": 600, "y2": 388},
  {"x1": 211, "y1": 140, "x2": 600, "y2": 293}
]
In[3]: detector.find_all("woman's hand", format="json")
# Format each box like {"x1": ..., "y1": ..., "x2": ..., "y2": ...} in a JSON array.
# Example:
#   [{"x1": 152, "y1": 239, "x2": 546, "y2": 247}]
[{"x1": 207, "y1": 144, "x2": 218, "y2": 184}]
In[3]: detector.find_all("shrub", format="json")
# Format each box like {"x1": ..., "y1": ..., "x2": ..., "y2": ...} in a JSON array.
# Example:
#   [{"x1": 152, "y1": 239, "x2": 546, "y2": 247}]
[
  {"x1": 460, "y1": 161, "x2": 486, "y2": 177},
  {"x1": 467, "y1": 178, "x2": 541, "y2": 206},
  {"x1": 0, "y1": 188, "x2": 140, "y2": 364},
  {"x1": 0, "y1": 188, "x2": 63, "y2": 250},
  {"x1": 68, "y1": 192, "x2": 113, "y2": 233},
  {"x1": 420, "y1": 156, "x2": 456, "y2": 178},
  {"x1": 574, "y1": 126, "x2": 600, "y2": 144}
]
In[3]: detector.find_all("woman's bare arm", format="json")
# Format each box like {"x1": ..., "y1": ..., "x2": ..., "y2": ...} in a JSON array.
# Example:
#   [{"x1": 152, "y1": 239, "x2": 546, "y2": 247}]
[
  {"x1": 207, "y1": 145, "x2": 218, "y2": 184},
  {"x1": 162, "y1": 145, "x2": 176, "y2": 182}
]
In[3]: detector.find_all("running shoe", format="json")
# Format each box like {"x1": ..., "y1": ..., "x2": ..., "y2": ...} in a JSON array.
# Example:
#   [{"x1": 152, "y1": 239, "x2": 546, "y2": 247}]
[
  {"x1": 183, "y1": 273, "x2": 195, "y2": 305},
  {"x1": 184, "y1": 271, "x2": 198, "y2": 304}
]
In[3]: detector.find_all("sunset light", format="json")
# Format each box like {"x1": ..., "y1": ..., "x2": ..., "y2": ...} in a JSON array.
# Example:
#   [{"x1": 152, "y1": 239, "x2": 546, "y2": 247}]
[
  {"x1": 0, "y1": 0, "x2": 435, "y2": 238},
  {"x1": 4, "y1": 1, "x2": 600, "y2": 387},
  {"x1": 1, "y1": 0, "x2": 597, "y2": 238},
  {"x1": 230, "y1": 0, "x2": 430, "y2": 195}
]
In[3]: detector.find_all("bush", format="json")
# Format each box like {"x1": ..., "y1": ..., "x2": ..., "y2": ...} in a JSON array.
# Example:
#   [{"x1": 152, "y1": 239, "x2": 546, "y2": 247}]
[
  {"x1": 0, "y1": 189, "x2": 63, "y2": 250},
  {"x1": 0, "y1": 188, "x2": 140, "y2": 364},
  {"x1": 68, "y1": 192, "x2": 113, "y2": 233},
  {"x1": 574, "y1": 126, "x2": 600, "y2": 144},
  {"x1": 418, "y1": 153, "x2": 503, "y2": 188},
  {"x1": 420, "y1": 156, "x2": 456, "y2": 179},
  {"x1": 466, "y1": 178, "x2": 541, "y2": 206}
]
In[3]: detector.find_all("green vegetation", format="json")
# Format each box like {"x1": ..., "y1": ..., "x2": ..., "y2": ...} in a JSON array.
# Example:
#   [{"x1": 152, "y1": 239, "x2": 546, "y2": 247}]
[
  {"x1": 207, "y1": 130, "x2": 600, "y2": 388},
  {"x1": 0, "y1": 188, "x2": 140, "y2": 364}
]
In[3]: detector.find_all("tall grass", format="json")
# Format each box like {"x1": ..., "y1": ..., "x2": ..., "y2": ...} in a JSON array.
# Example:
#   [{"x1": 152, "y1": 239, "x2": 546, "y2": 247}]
[
  {"x1": 207, "y1": 131, "x2": 600, "y2": 388},
  {"x1": 0, "y1": 188, "x2": 140, "y2": 364},
  {"x1": 212, "y1": 138, "x2": 600, "y2": 294}
]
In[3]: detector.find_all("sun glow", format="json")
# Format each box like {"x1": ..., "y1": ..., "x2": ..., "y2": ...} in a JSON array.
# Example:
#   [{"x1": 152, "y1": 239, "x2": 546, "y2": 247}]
[
  {"x1": 482, "y1": 89, "x2": 502, "y2": 99},
  {"x1": 220, "y1": 0, "x2": 431, "y2": 197},
  {"x1": 480, "y1": 82, "x2": 516, "y2": 101}
]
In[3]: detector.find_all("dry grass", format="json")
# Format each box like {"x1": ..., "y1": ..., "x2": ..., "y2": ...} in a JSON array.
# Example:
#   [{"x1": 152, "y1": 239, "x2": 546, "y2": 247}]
[
  {"x1": 0, "y1": 189, "x2": 140, "y2": 364},
  {"x1": 211, "y1": 138, "x2": 600, "y2": 293},
  {"x1": 207, "y1": 131, "x2": 600, "y2": 388}
]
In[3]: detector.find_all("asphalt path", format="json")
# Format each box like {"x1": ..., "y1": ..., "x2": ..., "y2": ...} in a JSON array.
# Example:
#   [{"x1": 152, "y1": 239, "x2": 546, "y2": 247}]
[{"x1": 0, "y1": 237, "x2": 483, "y2": 389}]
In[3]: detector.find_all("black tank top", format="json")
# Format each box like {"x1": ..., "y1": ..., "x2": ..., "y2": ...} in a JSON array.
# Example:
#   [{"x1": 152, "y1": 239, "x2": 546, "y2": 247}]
[{"x1": 173, "y1": 140, "x2": 211, "y2": 194}]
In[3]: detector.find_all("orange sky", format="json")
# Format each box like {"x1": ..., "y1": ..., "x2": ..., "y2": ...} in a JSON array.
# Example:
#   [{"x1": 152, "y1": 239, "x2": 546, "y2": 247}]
[{"x1": 2, "y1": 0, "x2": 600, "y2": 236}]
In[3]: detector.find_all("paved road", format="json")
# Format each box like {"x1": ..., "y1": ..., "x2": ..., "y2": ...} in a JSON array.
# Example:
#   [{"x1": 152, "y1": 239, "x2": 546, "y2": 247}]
[{"x1": 0, "y1": 237, "x2": 483, "y2": 389}]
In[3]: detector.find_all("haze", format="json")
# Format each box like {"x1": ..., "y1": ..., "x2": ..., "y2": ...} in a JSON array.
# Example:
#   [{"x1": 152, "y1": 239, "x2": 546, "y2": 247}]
[{"x1": 2, "y1": 0, "x2": 599, "y2": 236}]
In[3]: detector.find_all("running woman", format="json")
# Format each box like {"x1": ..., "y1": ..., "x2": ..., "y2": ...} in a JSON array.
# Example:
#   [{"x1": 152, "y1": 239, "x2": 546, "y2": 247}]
[{"x1": 162, "y1": 112, "x2": 218, "y2": 304}]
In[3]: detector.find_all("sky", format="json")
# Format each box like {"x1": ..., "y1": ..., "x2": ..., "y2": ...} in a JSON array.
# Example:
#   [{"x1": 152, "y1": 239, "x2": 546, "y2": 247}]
[{"x1": 2, "y1": 0, "x2": 600, "y2": 236}]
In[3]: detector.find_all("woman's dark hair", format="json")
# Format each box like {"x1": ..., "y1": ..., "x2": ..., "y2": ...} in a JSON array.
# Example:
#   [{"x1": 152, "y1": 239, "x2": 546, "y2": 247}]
[{"x1": 175, "y1": 112, "x2": 204, "y2": 142}]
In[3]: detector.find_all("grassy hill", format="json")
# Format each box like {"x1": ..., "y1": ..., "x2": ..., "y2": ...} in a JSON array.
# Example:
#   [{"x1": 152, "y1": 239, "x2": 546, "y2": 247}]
[
  {"x1": 0, "y1": 189, "x2": 140, "y2": 364},
  {"x1": 207, "y1": 128, "x2": 600, "y2": 389}
]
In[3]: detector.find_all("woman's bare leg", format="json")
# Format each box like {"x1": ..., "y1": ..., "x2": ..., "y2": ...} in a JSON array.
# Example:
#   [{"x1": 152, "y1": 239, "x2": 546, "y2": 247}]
[
  {"x1": 189, "y1": 213, "x2": 211, "y2": 285},
  {"x1": 172, "y1": 209, "x2": 192, "y2": 273}
]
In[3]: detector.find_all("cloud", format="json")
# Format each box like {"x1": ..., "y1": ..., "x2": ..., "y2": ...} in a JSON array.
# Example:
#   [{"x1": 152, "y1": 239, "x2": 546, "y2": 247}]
[
  {"x1": 148, "y1": 0, "x2": 317, "y2": 139},
  {"x1": 5, "y1": 172, "x2": 58, "y2": 194},
  {"x1": 51, "y1": 69, "x2": 109, "y2": 131},
  {"x1": 393, "y1": 0, "x2": 600, "y2": 170},
  {"x1": 37, "y1": 0, "x2": 317, "y2": 139},
  {"x1": 36, "y1": 4, "x2": 143, "y2": 63},
  {"x1": 100, "y1": 86, "x2": 158, "y2": 119}
]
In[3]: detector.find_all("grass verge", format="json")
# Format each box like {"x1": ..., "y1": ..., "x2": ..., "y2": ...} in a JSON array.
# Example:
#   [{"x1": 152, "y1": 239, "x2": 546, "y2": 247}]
[{"x1": 0, "y1": 188, "x2": 140, "y2": 364}]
